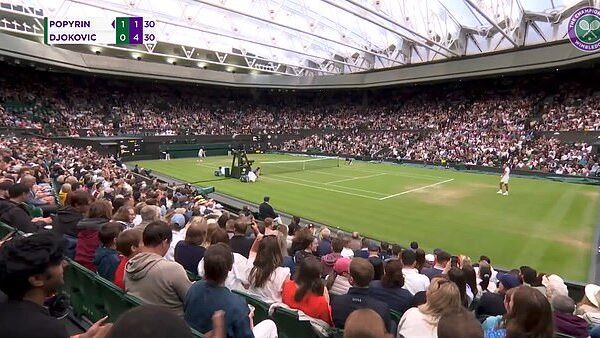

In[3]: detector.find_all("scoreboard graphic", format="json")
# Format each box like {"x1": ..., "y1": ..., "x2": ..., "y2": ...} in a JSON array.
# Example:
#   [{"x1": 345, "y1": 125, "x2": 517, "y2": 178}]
[{"x1": 43, "y1": 17, "x2": 156, "y2": 45}]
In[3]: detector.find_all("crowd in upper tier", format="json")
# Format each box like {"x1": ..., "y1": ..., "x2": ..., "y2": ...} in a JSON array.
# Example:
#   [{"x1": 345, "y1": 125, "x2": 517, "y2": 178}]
[
  {"x1": 1, "y1": 65, "x2": 599, "y2": 136},
  {"x1": 0, "y1": 64, "x2": 598, "y2": 177}
]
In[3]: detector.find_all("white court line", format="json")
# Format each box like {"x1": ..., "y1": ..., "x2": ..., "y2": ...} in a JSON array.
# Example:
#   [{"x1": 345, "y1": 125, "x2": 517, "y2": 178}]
[
  {"x1": 325, "y1": 173, "x2": 386, "y2": 185},
  {"x1": 297, "y1": 169, "x2": 355, "y2": 178},
  {"x1": 378, "y1": 179, "x2": 455, "y2": 200},
  {"x1": 261, "y1": 176, "x2": 381, "y2": 200},
  {"x1": 273, "y1": 175, "x2": 389, "y2": 196},
  {"x1": 336, "y1": 165, "x2": 446, "y2": 181},
  {"x1": 196, "y1": 161, "x2": 452, "y2": 201}
]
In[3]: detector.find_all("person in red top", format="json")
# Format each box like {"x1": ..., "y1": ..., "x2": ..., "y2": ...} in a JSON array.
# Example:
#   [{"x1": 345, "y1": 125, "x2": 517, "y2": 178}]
[
  {"x1": 113, "y1": 228, "x2": 143, "y2": 290},
  {"x1": 282, "y1": 256, "x2": 333, "y2": 325}
]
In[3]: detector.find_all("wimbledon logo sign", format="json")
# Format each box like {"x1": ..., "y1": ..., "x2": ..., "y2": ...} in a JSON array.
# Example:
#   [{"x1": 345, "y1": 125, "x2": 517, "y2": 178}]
[{"x1": 568, "y1": 6, "x2": 600, "y2": 51}]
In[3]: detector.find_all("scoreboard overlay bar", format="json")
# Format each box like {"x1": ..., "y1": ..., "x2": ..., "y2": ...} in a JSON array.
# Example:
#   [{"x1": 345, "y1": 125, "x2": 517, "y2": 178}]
[{"x1": 43, "y1": 17, "x2": 156, "y2": 45}]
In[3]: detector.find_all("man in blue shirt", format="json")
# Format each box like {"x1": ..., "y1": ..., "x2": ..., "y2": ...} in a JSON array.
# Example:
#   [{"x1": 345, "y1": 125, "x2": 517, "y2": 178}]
[
  {"x1": 331, "y1": 257, "x2": 391, "y2": 332},
  {"x1": 184, "y1": 243, "x2": 278, "y2": 338},
  {"x1": 422, "y1": 250, "x2": 451, "y2": 280}
]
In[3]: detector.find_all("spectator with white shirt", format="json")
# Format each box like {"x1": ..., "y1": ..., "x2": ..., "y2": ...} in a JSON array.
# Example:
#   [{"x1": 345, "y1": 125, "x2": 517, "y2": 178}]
[
  {"x1": 246, "y1": 234, "x2": 291, "y2": 303},
  {"x1": 340, "y1": 236, "x2": 355, "y2": 259},
  {"x1": 165, "y1": 213, "x2": 187, "y2": 261},
  {"x1": 401, "y1": 249, "x2": 430, "y2": 295},
  {"x1": 197, "y1": 231, "x2": 249, "y2": 292}
]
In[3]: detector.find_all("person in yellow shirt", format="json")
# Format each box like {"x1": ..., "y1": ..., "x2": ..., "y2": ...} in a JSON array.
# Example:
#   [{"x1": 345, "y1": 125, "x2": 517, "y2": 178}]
[{"x1": 58, "y1": 183, "x2": 71, "y2": 206}]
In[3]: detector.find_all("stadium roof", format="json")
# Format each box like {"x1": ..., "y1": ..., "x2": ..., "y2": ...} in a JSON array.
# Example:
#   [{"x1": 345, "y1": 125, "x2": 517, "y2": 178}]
[{"x1": 0, "y1": 0, "x2": 593, "y2": 75}]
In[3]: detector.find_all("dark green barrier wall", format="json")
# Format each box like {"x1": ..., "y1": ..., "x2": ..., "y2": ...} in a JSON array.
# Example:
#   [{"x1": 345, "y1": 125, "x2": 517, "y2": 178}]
[{"x1": 159, "y1": 143, "x2": 230, "y2": 158}]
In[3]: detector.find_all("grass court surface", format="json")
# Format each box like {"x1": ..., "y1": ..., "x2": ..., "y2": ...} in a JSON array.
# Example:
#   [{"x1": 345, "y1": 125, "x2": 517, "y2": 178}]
[{"x1": 133, "y1": 154, "x2": 600, "y2": 281}]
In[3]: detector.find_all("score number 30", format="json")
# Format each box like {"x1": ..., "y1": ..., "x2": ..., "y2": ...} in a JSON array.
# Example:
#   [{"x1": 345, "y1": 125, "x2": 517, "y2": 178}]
[{"x1": 143, "y1": 20, "x2": 156, "y2": 42}]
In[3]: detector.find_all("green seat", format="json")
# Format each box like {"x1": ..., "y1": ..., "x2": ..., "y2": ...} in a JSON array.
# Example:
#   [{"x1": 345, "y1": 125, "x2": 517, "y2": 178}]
[
  {"x1": 0, "y1": 222, "x2": 15, "y2": 237},
  {"x1": 20, "y1": 203, "x2": 43, "y2": 217},
  {"x1": 187, "y1": 270, "x2": 202, "y2": 282},
  {"x1": 191, "y1": 327, "x2": 205, "y2": 338},
  {"x1": 232, "y1": 290, "x2": 270, "y2": 324},
  {"x1": 63, "y1": 258, "x2": 147, "y2": 323},
  {"x1": 271, "y1": 307, "x2": 319, "y2": 338},
  {"x1": 390, "y1": 309, "x2": 403, "y2": 327},
  {"x1": 555, "y1": 334, "x2": 576, "y2": 338},
  {"x1": 62, "y1": 259, "x2": 85, "y2": 318},
  {"x1": 62, "y1": 259, "x2": 106, "y2": 321},
  {"x1": 95, "y1": 274, "x2": 141, "y2": 322}
]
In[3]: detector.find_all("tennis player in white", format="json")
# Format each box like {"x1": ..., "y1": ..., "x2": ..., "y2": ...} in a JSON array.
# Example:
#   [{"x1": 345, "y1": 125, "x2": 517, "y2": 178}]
[{"x1": 497, "y1": 164, "x2": 510, "y2": 196}]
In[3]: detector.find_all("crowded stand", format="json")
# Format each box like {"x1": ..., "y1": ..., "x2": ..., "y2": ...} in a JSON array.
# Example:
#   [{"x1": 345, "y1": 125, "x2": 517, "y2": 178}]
[
  {"x1": 533, "y1": 83, "x2": 600, "y2": 131},
  {"x1": 279, "y1": 132, "x2": 597, "y2": 176},
  {"x1": 1, "y1": 66, "x2": 599, "y2": 177},
  {"x1": 0, "y1": 135, "x2": 597, "y2": 338}
]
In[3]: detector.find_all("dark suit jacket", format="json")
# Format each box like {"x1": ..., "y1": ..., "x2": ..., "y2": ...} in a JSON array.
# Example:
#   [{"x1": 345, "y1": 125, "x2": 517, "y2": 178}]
[
  {"x1": 258, "y1": 202, "x2": 277, "y2": 220},
  {"x1": 353, "y1": 248, "x2": 369, "y2": 259},
  {"x1": 52, "y1": 206, "x2": 83, "y2": 237},
  {"x1": 331, "y1": 287, "x2": 391, "y2": 332},
  {"x1": 0, "y1": 200, "x2": 42, "y2": 233},
  {"x1": 229, "y1": 235, "x2": 253, "y2": 258},
  {"x1": 421, "y1": 266, "x2": 444, "y2": 280},
  {"x1": 475, "y1": 292, "x2": 506, "y2": 318}
]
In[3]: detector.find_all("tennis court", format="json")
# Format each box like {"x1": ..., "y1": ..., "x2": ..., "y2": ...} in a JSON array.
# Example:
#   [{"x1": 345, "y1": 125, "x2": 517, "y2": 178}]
[{"x1": 133, "y1": 153, "x2": 600, "y2": 281}]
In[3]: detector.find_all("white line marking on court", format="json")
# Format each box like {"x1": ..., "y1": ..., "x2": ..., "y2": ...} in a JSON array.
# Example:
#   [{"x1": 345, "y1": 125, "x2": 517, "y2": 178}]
[
  {"x1": 325, "y1": 173, "x2": 386, "y2": 185},
  {"x1": 261, "y1": 176, "x2": 381, "y2": 200},
  {"x1": 299, "y1": 170, "x2": 355, "y2": 178},
  {"x1": 337, "y1": 166, "x2": 446, "y2": 181},
  {"x1": 378, "y1": 179, "x2": 455, "y2": 200},
  {"x1": 273, "y1": 175, "x2": 389, "y2": 196}
]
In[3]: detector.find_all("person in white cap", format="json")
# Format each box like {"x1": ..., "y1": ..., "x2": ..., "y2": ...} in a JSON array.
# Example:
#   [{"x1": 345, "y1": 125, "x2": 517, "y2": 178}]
[
  {"x1": 542, "y1": 274, "x2": 568, "y2": 302},
  {"x1": 576, "y1": 283, "x2": 600, "y2": 317}
]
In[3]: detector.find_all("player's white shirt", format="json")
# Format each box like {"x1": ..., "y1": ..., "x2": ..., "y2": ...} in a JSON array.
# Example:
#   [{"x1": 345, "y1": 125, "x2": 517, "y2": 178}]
[{"x1": 501, "y1": 166, "x2": 510, "y2": 183}]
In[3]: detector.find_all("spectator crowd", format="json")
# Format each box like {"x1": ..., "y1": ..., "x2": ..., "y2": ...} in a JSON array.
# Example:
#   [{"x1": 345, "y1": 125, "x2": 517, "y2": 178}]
[
  {"x1": 1, "y1": 65, "x2": 598, "y2": 177},
  {"x1": 0, "y1": 135, "x2": 600, "y2": 338}
]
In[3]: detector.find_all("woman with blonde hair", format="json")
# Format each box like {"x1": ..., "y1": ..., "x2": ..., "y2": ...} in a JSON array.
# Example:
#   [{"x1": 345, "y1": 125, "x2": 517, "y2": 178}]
[
  {"x1": 275, "y1": 231, "x2": 296, "y2": 275},
  {"x1": 201, "y1": 220, "x2": 220, "y2": 248},
  {"x1": 397, "y1": 276, "x2": 463, "y2": 338},
  {"x1": 112, "y1": 206, "x2": 135, "y2": 229}
]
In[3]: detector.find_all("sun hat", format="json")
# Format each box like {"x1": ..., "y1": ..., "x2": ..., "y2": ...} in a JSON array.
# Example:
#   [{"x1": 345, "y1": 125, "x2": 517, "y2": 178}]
[{"x1": 585, "y1": 284, "x2": 600, "y2": 308}]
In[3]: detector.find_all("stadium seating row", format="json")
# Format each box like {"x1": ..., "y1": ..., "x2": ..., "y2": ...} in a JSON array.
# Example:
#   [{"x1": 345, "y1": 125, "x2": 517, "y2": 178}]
[{"x1": 0, "y1": 222, "x2": 580, "y2": 338}]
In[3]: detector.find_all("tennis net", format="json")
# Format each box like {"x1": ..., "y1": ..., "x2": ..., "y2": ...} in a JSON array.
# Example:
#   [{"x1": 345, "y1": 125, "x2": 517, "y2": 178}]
[{"x1": 260, "y1": 157, "x2": 339, "y2": 175}]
